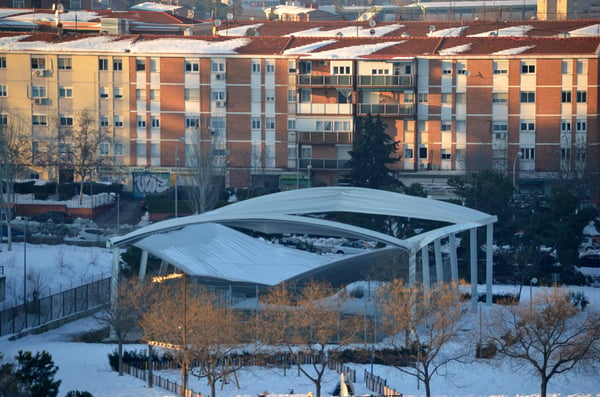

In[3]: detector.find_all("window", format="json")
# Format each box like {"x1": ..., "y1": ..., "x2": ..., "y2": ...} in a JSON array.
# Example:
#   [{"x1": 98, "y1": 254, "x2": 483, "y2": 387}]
[
  {"x1": 404, "y1": 92, "x2": 414, "y2": 103},
  {"x1": 334, "y1": 121, "x2": 351, "y2": 131},
  {"x1": 299, "y1": 61, "x2": 311, "y2": 74},
  {"x1": 100, "y1": 87, "x2": 109, "y2": 99},
  {"x1": 419, "y1": 146, "x2": 428, "y2": 159},
  {"x1": 561, "y1": 121, "x2": 571, "y2": 132},
  {"x1": 186, "y1": 117, "x2": 199, "y2": 128},
  {"x1": 114, "y1": 115, "x2": 123, "y2": 127},
  {"x1": 31, "y1": 85, "x2": 46, "y2": 98},
  {"x1": 455, "y1": 93, "x2": 466, "y2": 104},
  {"x1": 150, "y1": 116, "x2": 160, "y2": 128},
  {"x1": 442, "y1": 68, "x2": 452, "y2": 75},
  {"x1": 576, "y1": 120, "x2": 587, "y2": 132},
  {"x1": 265, "y1": 117, "x2": 275, "y2": 130},
  {"x1": 441, "y1": 93, "x2": 452, "y2": 103},
  {"x1": 457, "y1": 69, "x2": 468, "y2": 75},
  {"x1": 561, "y1": 91, "x2": 572, "y2": 103},
  {"x1": 251, "y1": 117, "x2": 261, "y2": 129},
  {"x1": 58, "y1": 57, "x2": 72, "y2": 70},
  {"x1": 492, "y1": 93, "x2": 508, "y2": 103},
  {"x1": 252, "y1": 62, "x2": 261, "y2": 73},
  {"x1": 288, "y1": 89, "x2": 296, "y2": 103},
  {"x1": 521, "y1": 62, "x2": 535, "y2": 74},
  {"x1": 520, "y1": 147, "x2": 535, "y2": 160},
  {"x1": 300, "y1": 89, "x2": 311, "y2": 103},
  {"x1": 150, "y1": 58, "x2": 159, "y2": 73},
  {"x1": 287, "y1": 119, "x2": 296, "y2": 130},
  {"x1": 333, "y1": 66, "x2": 351, "y2": 74},
  {"x1": 418, "y1": 93, "x2": 428, "y2": 103},
  {"x1": 211, "y1": 117, "x2": 226, "y2": 132},
  {"x1": 185, "y1": 60, "x2": 199, "y2": 72},
  {"x1": 114, "y1": 143, "x2": 124, "y2": 155},
  {"x1": 70, "y1": 0, "x2": 81, "y2": 9},
  {"x1": 211, "y1": 61, "x2": 225, "y2": 72},
  {"x1": 59, "y1": 87, "x2": 73, "y2": 98},
  {"x1": 300, "y1": 145, "x2": 312, "y2": 159},
  {"x1": 32, "y1": 114, "x2": 47, "y2": 125},
  {"x1": 150, "y1": 89, "x2": 159, "y2": 101},
  {"x1": 265, "y1": 90, "x2": 275, "y2": 102},
  {"x1": 99, "y1": 142, "x2": 109, "y2": 155},
  {"x1": 113, "y1": 58, "x2": 123, "y2": 71},
  {"x1": 520, "y1": 91, "x2": 535, "y2": 103},
  {"x1": 137, "y1": 116, "x2": 146, "y2": 128},
  {"x1": 136, "y1": 89, "x2": 146, "y2": 101},
  {"x1": 316, "y1": 121, "x2": 332, "y2": 131},
  {"x1": 561, "y1": 60, "x2": 571, "y2": 74},
  {"x1": 0, "y1": 85, "x2": 6, "y2": 97},
  {"x1": 288, "y1": 60, "x2": 296, "y2": 73},
  {"x1": 99, "y1": 58, "x2": 109, "y2": 71},
  {"x1": 492, "y1": 122, "x2": 508, "y2": 132},
  {"x1": 59, "y1": 115, "x2": 73, "y2": 126},
  {"x1": 576, "y1": 60, "x2": 587, "y2": 75},
  {"x1": 59, "y1": 143, "x2": 72, "y2": 154},
  {"x1": 441, "y1": 149, "x2": 451, "y2": 160},
  {"x1": 13, "y1": 0, "x2": 24, "y2": 7},
  {"x1": 441, "y1": 121, "x2": 452, "y2": 131},
  {"x1": 31, "y1": 57, "x2": 46, "y2": 69},
  {"x1": 404, "y1": 147, "x2": 413, "y2": 159},
  {"x1": 493, "y1": 60, "x2": 507, "y2": 74},
  {"x1": 520, "y1": 121, "x2": 535, "y2": 132},
  {"x1": 561, "y1": 147, "x2": 570, "y2": 161},
  {"x1": 100, "y1": 115, "x2": 109, "y2": 127},
  {"x1": 576, "y1": 90, "x2": 587, "y2": 103},
  {"x1": 266, "y1": 61, "x2": 275, "y2": 73},
  {"x1": 136, "y1": 58, "x2": 146, "y2": 71},
  {"x1": 114, "y1": 87, "x2": 123, "y2": 99},
  {"x1": 211, "y1": 90, "x2": 226, "y2": 101},
  {"x1": 184, "y1": 88, "x2": 200, "y2": 101},
  {"x1": 0, "y1": 114, "x2": 7, "y2": 126}
]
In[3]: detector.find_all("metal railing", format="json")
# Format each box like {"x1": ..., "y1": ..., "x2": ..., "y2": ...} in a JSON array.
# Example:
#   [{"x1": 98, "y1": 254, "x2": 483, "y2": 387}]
[
  {"x1": 358, "y1": 75, "x2": 413, "y2": 87},
  {"x1": 298, "y1": 74, "x2": 353, "y2": 86},
  {"x1": 357, "y1": 103, "x2": 413, "y2": 116}
]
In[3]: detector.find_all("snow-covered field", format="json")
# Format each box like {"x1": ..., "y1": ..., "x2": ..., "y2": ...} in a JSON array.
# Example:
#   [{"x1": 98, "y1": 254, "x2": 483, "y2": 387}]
[{"x1": 1, "y1": 243, "x2": 600, "y2": 397}]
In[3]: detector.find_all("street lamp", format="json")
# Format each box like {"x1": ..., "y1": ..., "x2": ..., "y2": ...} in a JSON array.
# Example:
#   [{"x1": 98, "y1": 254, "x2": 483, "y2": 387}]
[
  {"x1": 530, "y1": 277, "x2": 538, "y2": 312},
  {"x1": 512, "y1": 151, "x2": 522, "y2": 193},
  {"x1": 307, "y1": 164, "x2": 312, "y2": 188},
  {"x1": 114, "y1": 193, "x2": 120, "y2": 235},
  {"x1": 174, "y1": 138, "x2": 185, "y2": 218},
  {"x1": 23, "y1": 217, "x2": 28, "y2": 310}
]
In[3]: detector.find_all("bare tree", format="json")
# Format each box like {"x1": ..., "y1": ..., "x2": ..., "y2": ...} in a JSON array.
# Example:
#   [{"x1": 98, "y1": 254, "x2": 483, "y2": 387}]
[
  {"x1": 182, "y1": 128, "x2": 225, "y2": 214},
  {"x1": 260, "y1": 280, "x2": 359, "y2": 397},
  {"x1": 59, "y1": 110, "x2": 111, "y2": 204},
  {"x1": 139, "y1": 278, "x2": 246, "y2": 397},
  {"x1": 488, "y1": 288, "x2": 600, "y2": 397},
  {"x1": 96, "y1": 278, "x2": 147, "y2": 376},
  {"x1": 0, "y1": 105, "x2": 31, "y2": 251},
  {"x1": 377, "y1": 281, "x2": 467, "y2": 397}
]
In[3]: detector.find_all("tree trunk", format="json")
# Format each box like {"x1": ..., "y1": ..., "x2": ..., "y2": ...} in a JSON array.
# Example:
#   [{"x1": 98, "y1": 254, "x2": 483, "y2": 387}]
[
  {"x1": 541, "y1": 377, "x2": 548, "y2": 397},
  {"x1": 118, "y1": 340, "x2": 124, "y2": 376},
  {"x1": 210, "y1": 379, "x2": 217, "y2": 397}
]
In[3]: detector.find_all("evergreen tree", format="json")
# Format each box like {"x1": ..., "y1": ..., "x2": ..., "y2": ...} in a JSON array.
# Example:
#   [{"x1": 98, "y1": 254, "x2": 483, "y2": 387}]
[
  {"x1": 14, "y1": 350, "x2": 61, "y2": 397},
  {"x1": 344, "y1": 114, "x2": 401, "y2": 189}
]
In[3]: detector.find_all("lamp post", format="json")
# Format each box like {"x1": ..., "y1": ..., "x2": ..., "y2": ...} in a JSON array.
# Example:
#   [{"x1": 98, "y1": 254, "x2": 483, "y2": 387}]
[
  {"x1": 23, "y1": 217, "x2": 27, "y2": 310},
  {"x1": 530, "y1": 277, "x2": 538, "y2": 312},
  {"x1": 512, "y1": 151, "x2": 522, "y2": 193},
  {"x1": 114, "y1": 193, "x2": 120, "y2": 235},
  {"x1": 307, "y1": 164, "x2": 312, "y2": 188}
]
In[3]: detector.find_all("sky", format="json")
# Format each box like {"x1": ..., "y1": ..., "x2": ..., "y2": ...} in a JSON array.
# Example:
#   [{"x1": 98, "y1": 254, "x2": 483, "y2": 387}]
[{"x1": 1, "y1": 241, "x2": 600, "y2": 397}]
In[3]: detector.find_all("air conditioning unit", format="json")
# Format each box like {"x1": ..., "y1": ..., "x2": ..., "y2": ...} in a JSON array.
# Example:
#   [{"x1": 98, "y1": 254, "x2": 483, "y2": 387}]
[
  {"x1": 33, "y1": 69, "x2": 45, "y2": 77},
  {"x1": 215, "y1": 101, "x2": 225, "y2": 107},
  {"x1": 215, "y1": 73, "x2": 225, "y2": 80},
  {"x1": 34, "y1": 98, "x2": 45, "y2": 105}
]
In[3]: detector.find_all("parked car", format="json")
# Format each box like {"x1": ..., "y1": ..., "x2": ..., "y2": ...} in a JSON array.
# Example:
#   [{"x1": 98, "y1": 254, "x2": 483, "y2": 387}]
[
  {"x1": 0, "y1": 224, "x2": 24, "y2": 239},
  {"x1": 77, "y1": 228, "x2": 110, "y2": 243},
  {"x1": 332, "y1": 240, "x2": 374, "y2": 255},
  {"x1": 580, "y1": 236, "x2": 600, "y2": 252},
  {"x1": 31, "y1": 211, "x2": 73, "y2": 224}
]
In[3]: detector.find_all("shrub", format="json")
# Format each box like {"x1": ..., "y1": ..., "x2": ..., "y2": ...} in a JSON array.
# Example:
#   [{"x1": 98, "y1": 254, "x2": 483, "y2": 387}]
[
  {"x1": 65, "y1": 391, "x2": 93, "y2": 397},
  {"x1": 476, "y1": 341, "x2": 497, "y2": 359},
  {"x1": 570, "y1": 291, "x2": 589, "y2": 311}
]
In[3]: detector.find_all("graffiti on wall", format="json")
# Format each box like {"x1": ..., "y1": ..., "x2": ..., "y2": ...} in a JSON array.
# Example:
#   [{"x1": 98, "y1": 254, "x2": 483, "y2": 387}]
[{"x1": 133, "y1": 172, "x2": 171, "y2": 198}]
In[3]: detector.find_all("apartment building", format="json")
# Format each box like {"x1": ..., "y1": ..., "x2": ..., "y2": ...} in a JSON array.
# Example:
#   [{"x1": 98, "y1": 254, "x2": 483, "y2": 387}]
[{"x1": 0, "y1": 19, "x2": 599, "y2": 200}]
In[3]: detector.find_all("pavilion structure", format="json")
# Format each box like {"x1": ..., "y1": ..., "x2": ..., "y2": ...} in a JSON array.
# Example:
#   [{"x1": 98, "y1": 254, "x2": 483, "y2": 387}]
[{"x1": 109, "y1": 186, "x2": 497, "y2": 312}]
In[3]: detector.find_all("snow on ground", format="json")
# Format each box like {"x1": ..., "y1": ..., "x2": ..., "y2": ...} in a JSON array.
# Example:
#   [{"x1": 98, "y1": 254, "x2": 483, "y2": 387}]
[{"x1": 1, "y1": 242, "x2": 600, "y2": 397}]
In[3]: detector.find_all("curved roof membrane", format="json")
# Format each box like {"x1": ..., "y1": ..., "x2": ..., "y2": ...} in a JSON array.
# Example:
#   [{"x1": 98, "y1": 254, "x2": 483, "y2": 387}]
[{"x1": 110, "y1": 187, "x2": 496, "y2": 286}]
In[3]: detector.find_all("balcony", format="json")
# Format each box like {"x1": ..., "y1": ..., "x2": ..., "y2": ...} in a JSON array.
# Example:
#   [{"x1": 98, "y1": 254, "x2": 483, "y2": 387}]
[
  {"x1": 297, "y1": 103, "x2": 352, "y2": 115},
  {"x1": 298, "y1": 131, "x2": 352, "y2": 144},
  {"x1": 357, "y1": 103, "x2": 413, "y2": 116},
  {"x1": 300, "y1": 158, "x2": 348, "y2": 170},
  {"x1": 358, "y1": 75, "x2": 413, "y2": 87},
  {"x1": 298, "y1": 74, "x2": 353, "y2": 87}
]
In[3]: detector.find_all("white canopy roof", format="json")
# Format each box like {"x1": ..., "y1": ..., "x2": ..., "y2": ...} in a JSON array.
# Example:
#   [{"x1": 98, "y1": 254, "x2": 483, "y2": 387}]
[{"x1": 110, "y1": 187, "x2": 496, "y2": 285}]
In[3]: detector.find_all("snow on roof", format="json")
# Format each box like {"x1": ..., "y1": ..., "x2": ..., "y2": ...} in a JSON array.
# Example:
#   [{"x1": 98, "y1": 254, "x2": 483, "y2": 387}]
[
  {"x1": 568, "y1": 24, "x2": 600, "y2": 37},
  {"x1": 130, "y1": 37, "x2": 251, "y2": 54},
  {"x1": 134, "y1": 223, "x2": 331, "y2": 285},
  {"x1": 271, "y1": 5, "x2": 318, "y2": 15},
  {"x1": 583, "y1": 221, "x2": 599, "y2": 236},
  {"x1": 222, "y1": 23, "x2": 263, "y2": 36},
  {"x1": 288, "y1": 41, "x2": 403, "y2": 58},
  {"x1": 131, "y1": 2, "x2": 182, "y2": 12},
  {"x1": 6, "y1": 10, "x2": 100, "y2": 22},
  {"x1": 404, "y1": 0, "x2": 536, "y2": 8},
  {"x1": 283, "y1": 39, "x2": 337, "y2": 55},
  {"x1": 284, "y1": 24, "x2": 404, "y2": 38},
  {"x1": 491, "y1": 45, "x2": 536, "y2": 55},
  {"x1": 438, "y1": 43, "x2": 472, "y2": 56},
  {"x1": 427, "y1": 26, "x2": 468, "y2": 37},
  {"x1": 0, "y1": 35, "x2": 133, "y2": 52},
  {"x1": 468, "y1": 25, "x2": 534, "y2": 37}
]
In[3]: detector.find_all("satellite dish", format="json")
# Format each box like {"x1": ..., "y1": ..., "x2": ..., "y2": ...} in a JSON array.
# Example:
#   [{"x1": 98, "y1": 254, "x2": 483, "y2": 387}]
[
  {"x1": 214, "y1": 19, "x2": 222, "y2": 27},
  {"x1": 369, "y1": 19, "x2": 376, "y2": 28},
  {"x1": 464, "y1": 70, "x2": 471, "y2": 76},
  {"x1": 369, "y1": 28, "x2": 376, "y2": 36},
  {"x1": 429, "y1": 25, "x2": 436, "y2": 32},
  {"x1": 226, "y1": 13, "x2": 233, "y2": 20},
  {"x1": 336, "y1": 32, "x2": 343, "y2": 38}
]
